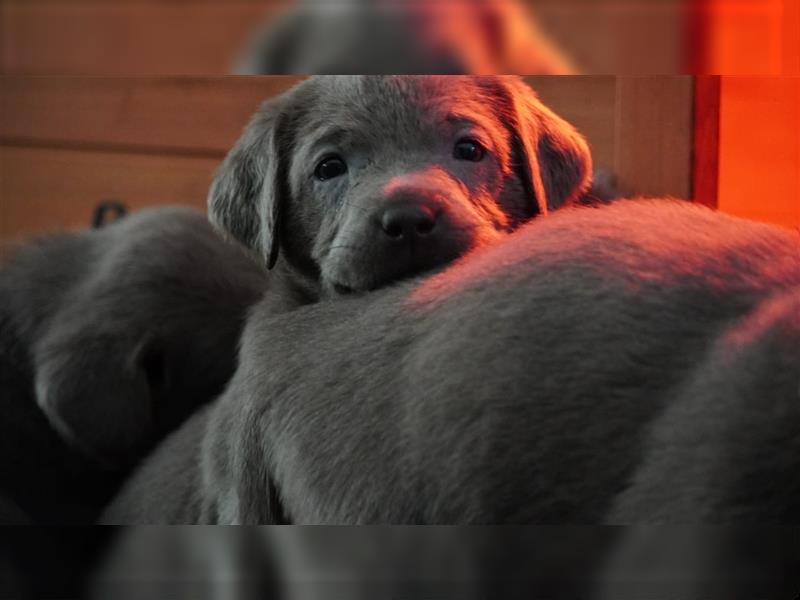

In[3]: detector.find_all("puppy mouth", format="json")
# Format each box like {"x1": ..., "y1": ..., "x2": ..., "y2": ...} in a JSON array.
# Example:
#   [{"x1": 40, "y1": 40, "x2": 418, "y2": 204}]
[
  {"x1": 328, "y1": 245, "x2": 471, "y2": 296},
  {"x1": 330, "y1": 273, "x2": 420, "y2": 296},
  {"x1": 334, "y1": 264, "x2": 448, "y2": 296},
  {"x1": 325, "y1": 225, "x2": 481, "y2": 297}
]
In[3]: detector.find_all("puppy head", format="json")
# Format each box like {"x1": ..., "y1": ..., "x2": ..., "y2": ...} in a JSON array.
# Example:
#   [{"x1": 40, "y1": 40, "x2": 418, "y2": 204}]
[{"x1": 209, "y1": 75, "x2": 590, "y2": 295}]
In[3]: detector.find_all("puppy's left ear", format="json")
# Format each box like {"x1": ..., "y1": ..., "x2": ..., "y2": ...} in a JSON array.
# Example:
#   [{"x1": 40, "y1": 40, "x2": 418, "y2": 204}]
[
  {"x1": 208, "y1": 95, "x2": 292, "y2": 269},
  {"x1": 498, "y1": 77, "x2": 592, "y2": 216}
]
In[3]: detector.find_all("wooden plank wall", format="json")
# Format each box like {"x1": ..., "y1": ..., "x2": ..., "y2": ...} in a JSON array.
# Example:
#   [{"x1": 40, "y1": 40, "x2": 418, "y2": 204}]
[
  {"x1": 0, "y1": 77, "x2": 303, "y2": 239},
  {"x1": 692, "y1": 76, "x2": 721, "y2": 209},
  {"x1": 0, "y1": 0, "x2": 285, "y2": 75},
  {"x1": 0, "y1": 76, "x2": 695, "y2": 240}
]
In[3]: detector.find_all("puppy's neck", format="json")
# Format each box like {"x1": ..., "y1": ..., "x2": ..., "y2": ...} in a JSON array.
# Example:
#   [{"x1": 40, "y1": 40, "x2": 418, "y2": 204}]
[{"x1": 264, "y1": 258, "x2": 320, "y2": 313}]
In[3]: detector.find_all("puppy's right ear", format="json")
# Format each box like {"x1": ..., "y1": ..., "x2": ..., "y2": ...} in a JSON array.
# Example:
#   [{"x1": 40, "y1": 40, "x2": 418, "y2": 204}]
[
  {"x1": 494, "y1": 77, "x2": 592, "y2": 216},
  {"x1": 208, "y1": 96, "x2": 289, "y2": 269}
]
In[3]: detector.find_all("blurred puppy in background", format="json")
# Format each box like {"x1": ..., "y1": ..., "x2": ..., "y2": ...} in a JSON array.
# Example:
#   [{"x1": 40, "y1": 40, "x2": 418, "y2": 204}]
[
  {"x1": 209, "y1": 75, "x2": 591, "y2": 303},
  {"x1": 235, "y1": 0, "x2": 574, "y2": 74},
  {"x1": 0, "y1": 208, "x2": 267, "y2": 523}
]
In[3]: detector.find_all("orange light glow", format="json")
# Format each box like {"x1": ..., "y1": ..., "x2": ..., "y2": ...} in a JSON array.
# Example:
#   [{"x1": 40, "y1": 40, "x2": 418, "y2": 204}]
[
  {"x1": 701, "y1": 0, "x2": 798, "y2": 74},
  {"x1": 717, "y1": 77, "x2": 800, "y2": 229}
]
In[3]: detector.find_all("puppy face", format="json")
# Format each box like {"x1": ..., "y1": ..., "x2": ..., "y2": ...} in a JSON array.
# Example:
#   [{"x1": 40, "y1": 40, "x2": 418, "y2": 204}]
[
  {"x1": 210, "y1": 76, "x2": 591, "y2": 295},
  {"x1": 290, "y1": 77, "x2": 535, "y2": 294}
]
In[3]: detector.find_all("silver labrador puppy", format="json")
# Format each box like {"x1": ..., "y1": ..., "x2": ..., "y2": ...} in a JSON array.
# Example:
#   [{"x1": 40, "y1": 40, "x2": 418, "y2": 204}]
[
  {"x1": 102, "y1": 199, "x2": 800, "y2": 524},
  {"x1": 1, "y1": 76, "x2": 588, "y2": 523},
  {"x1": 0, "y1": 208, "x2": 267, "y2": 523},
  {"x1": 209, "y1": 75, "x2": 591, "y2": 302}
]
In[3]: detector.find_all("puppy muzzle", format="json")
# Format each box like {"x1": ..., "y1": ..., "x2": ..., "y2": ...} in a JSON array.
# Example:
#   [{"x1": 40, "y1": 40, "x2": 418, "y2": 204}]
[{"x1": 324, "y1": 201, "x2": 476, "y2": 295}]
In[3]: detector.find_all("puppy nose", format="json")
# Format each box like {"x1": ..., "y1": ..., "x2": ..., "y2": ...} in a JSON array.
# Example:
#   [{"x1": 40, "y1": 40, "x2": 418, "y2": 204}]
[{"x1": 380, "y1": 204, "x2": 438, "y2": 240}]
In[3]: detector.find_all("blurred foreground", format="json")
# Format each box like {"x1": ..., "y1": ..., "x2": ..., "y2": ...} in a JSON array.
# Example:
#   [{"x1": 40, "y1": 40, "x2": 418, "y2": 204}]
[
  {"x1": 0, "y1": 0, "x2": 797, "y2": 75},
  {"x1": 1, "y1": 527, "x2": 798, "y2": 599}
]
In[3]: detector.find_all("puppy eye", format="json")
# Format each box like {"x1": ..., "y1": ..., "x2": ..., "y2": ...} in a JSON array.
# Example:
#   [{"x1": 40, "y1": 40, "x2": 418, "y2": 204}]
[
  {"x1": 314, "y1": 155, "x2": 347, "y2": 181},
  {"x1": 453, "y1": 138, "x2": 486, "y2": 162}
]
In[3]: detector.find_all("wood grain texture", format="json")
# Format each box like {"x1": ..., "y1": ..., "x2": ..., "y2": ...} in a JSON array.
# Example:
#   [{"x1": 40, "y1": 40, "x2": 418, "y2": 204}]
[
  {"x1": 692, "y1": 76, "x2": 720, "y2": 208},
  {"x1": 4, "y1": 77, "x2": 618, "y2": 166},
  {"x1": 0, "y1": 0, "x2": 287, "y2": 75},
  {"x1": 526, "y1": 76, "x2": 617, "y2": 172},
  {"x1": 0, "y1": 145, "x2": 219, "y2": 240},
  {"x1": 613, "y1": 76, "x2": 694, "y2": 200},
  {"x1": 531, "y1": 76, "x2": 695, "y2": 200},
  {"x1": 0, "y1": 77, "x2": 304, "y2": 155}
]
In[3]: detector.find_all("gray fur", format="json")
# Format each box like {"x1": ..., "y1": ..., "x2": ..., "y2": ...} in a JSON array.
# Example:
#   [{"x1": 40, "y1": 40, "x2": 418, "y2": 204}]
[
  {"x1": 102, "y1": 199, "x2": 800, "y2": 524},
  {"x1": 0, "y1": 207, "x2": 267, "y2": 523},
  {"x1": 594, "y1": 289, "x2": 800, "y2": 596},
  {"x1": 608, "y1": 289, "x2": 800, "y2": 523},
  {"x1": 208, "y1": 75, "x2": 591, "y2": 297}
]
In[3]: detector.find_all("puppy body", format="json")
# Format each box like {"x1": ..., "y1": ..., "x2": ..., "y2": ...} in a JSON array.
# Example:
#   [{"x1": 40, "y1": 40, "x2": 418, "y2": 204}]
[
  {"x1": 102, "y1": 200, "x2": 800, "y2": 524},
  {"x1": 0, "y1": 207, "x2": 267, "y2": 523}
]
